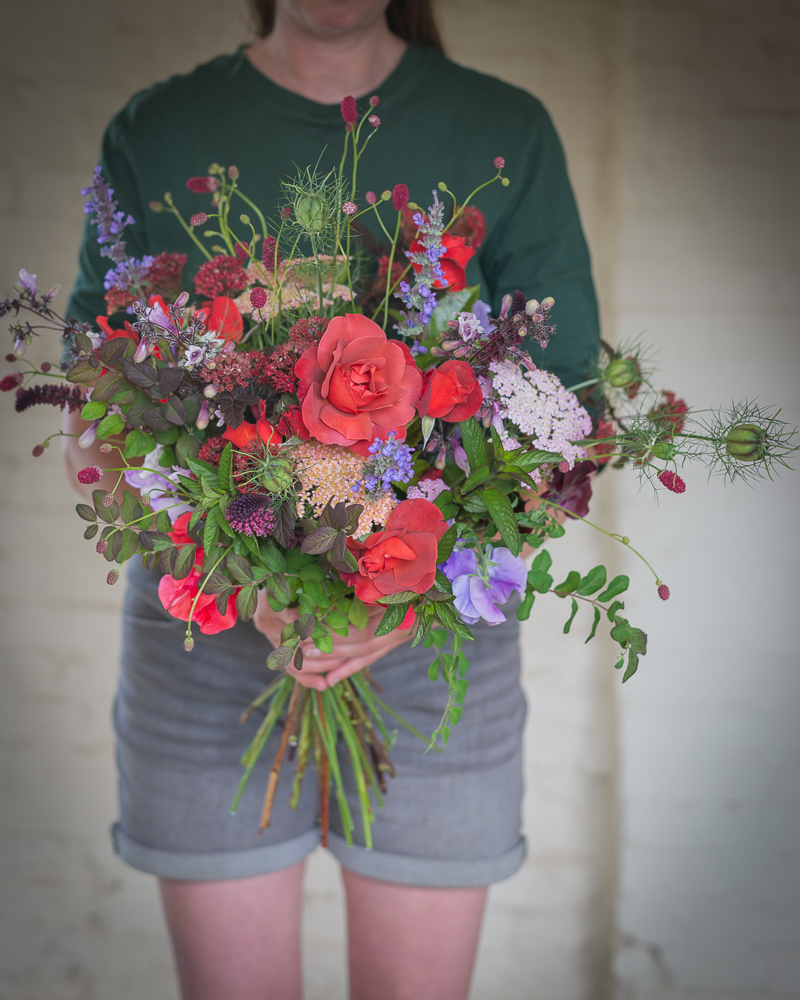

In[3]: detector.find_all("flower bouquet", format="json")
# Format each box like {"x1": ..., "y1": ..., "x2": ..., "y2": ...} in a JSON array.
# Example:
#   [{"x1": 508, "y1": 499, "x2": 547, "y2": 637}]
[{"x1": 2, "y1": 94, "x2": 796, "y2": 847}]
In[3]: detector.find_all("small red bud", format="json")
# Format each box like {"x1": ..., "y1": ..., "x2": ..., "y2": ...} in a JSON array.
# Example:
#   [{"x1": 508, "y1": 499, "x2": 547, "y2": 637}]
[
  {"x1": 32, "y1": 444, "x2": 44, "y2": 457},
  {"x1": 369, "y1": 95, "x2": 380, "y2": 107},
  {"x1": 40, "y1": 361, "x2": 51, "y2": 372},
  {"x1": 190, "y1": 212, "x2": 208, "y2": 227},
  {"x1": 340, "y1": 95, "x2": 358, "y2": 124},
  {"x1": 558, "y1": 460, "x2": 570, "y2": 473},
  {"x1": 96, "y1": 539, "x2": 108, "y2": 554},
  {"x1": 250, "y1": 287, "x2": 267, "y2": 309},
  {"x1": 102, "y1": 493, "x2": 115, "y2": 508},
  {"x1": 107, "y1": 569, "x2": 119, "y2": 585},
  {"x1": 657, "y1": 583, "x2": 670, "y2": 601},
  {"x1": 392, "y1": 184, "x2": 409, "y2": 211},
  {"x1": 494, "y1": 156, "x2": 505, "y2": 169}
]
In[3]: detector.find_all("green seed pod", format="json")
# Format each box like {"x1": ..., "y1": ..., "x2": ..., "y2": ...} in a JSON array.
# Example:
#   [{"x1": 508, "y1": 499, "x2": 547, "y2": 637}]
[
  {"x1": 604, "y1": 357, "x2": 640, "y2": 388},
  {"x1": 651, "y1": 441, "x2": 676, "y2": 460},
  {"x1": 260, "y1": 458, "x2": 294, "y2": 493},
  {"x1": 725, "y1": 423, "x2": 765, "y2": 462},
  {"x1": 294, "y1": 193, "x2": 329, "y2": 234}
]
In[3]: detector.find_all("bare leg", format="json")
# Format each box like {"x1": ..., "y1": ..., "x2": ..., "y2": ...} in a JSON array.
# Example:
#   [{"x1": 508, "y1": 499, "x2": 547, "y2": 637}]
[
  {"x1": 343, "y1": 869, "x2": 488, "y2": 1000},
  {"x1": 159, "y1": 860, "x2": 305, "y2": 1000}
]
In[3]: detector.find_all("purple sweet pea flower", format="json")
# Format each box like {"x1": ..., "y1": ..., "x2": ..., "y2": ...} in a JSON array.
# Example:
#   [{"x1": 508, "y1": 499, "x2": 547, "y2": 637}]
[{"x1": 440, "y1": 545, "x2": 528, "y2": 626}]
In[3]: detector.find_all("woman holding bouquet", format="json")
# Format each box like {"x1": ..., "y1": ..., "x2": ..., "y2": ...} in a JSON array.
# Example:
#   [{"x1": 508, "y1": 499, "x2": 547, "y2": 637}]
[{"x1": 63, "y1": 0, "x2": 600, "y2": 997}]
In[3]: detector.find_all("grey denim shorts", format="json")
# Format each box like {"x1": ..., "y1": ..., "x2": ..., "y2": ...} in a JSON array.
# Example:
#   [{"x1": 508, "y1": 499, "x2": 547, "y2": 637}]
[{"x1": 112, "y1": 557, "x2": 527, "y2": 887}]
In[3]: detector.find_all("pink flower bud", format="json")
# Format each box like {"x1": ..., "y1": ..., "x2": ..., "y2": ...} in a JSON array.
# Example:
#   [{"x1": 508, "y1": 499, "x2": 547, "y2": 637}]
[
  {"x1": 342, "y1": 201, "x2": 358, "y2": 216},
  {"x1": 40, "y1": 361, "x2": 51, "y2": 373},
  {"x1": 78, "y1": 423, "x2": 98, "y2": 448},
  {"x1": 657, "y1": 583, "x2": 670, "y2": 601},
  {"x1": 228, "y1": 165, "x2": 239, "y2": 180},
  {"x1": 196, "y1": 400, "x2": 210, "y2": 430},
  {"x1": 369, "y1": 95, "x2": 380, "y2": 106},
  {"x1": 102, "y1": 493, "x2": 115, "y2": 508},
  {"x1": 658, "y1": 470, "x2": 686, "y2": 494},
  {"x1": 175, "y1": 291, "x2": 190, "y2": 308},
  {"x1": 368, "y1": 114, "x2": 380, "y2": 127},
  {"x1": 203, "y1": 384, "x2": 218, "y2": 399},
  {"x1": 558, "y1": 460, "x2": 570, "y2": 473},
  {"x1": 494, "y1": 156, "x2": 505, "y2": 169},
  {"x1": 250, "y1": 287, "x2": 267, "y2": 309},
  {"x1": 77, "y1": 465, "x2": 104, "y2": 485},
  {"x1": 32, "y1": 443, "x2": 44, "y2": 457},
  {"x1": 107, "y1": 570, "x2": 119, "y2": 585},
  {"x1": 281, "y1": 205, "x2": 292, "y2": 219},
  {"x1": 392, "y1": 184, "x2": 409, "y2": 211},
  {"x1": 234, "y1": 241, "x2": 249, "y2": 259},
  {"x1": 186, "y1": 176, "x2": 219, "y2": 193},
  {"x1": 340, "y1": 95, "x2": 358, "y2": 123},
  {"x1": 133, "y1": 340, "x2": 148, "y2": 363},
  {"x1": 365, "y1": 191, "x2": 377, "y2": 205},
  {"x1": 99, "y1": 442, "x2": 112, "y2": 454},
  {"x1": 96, "y1": 539, "x2": 108, "y2": 554},
  {"x1": 0, "y1": 373, "x2": 23, "y2": 391},
  {"x1": 184, "y1": 637, "x2": 195, "y2": 652},
  {"x1": 190, "y1": 212, "x2": 208, "y2": 226}
]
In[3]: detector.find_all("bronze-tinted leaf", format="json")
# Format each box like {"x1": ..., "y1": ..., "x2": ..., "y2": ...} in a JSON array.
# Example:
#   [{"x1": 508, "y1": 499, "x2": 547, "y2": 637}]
[
  {"x1": 301, "y1": 526, "x2": 339, "y2": 555},
  {"x1": 99, "y1": 337, "x2": 135, "y2": 367},
  {"x1": 157, "y1": 366, "x2": 185, "y2": 395},
  {"x1": 76, "y1": 503, "x2": 97, "y2": 523},
  {"x1": 163, "y1": 395, "x2": 187, "y2": 425},
  {"x1": 121, "y1": 358, "x2": 158, "y2": 389}
]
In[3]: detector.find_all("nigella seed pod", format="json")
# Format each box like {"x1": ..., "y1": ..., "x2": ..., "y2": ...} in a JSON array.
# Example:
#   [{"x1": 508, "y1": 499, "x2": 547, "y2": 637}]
[
  {"x1": 725, "y1": 423, "x2": 766, "y2": 462},
  {"x1": 294, "y1": 193, "x2": 329, "y2": 233},
  {"x1": 651, "y1": 441, "x2": 676, "y2": 460},
  {"x1": 260, "y1": 457, "x2": 294, "y2": 493},
  {"x1": 604, "y1": 357, "x2": 640, "y2": 388}
]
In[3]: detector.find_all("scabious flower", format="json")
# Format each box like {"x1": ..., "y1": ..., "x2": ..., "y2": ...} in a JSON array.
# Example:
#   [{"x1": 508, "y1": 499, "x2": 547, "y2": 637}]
[
  {"x1": 77, "y1": 466, "x2": 104, "y2": 484},
  {"x1": 224, "y1": 493, "x2": 276, "y2": 536},
  {"x1": 488, "y1": 360, "x2": 591, "y2": 471},
  {"x1": 15, "y1": 384, "x2": 82, "y2": 413},
  {"x1": 194, "y1": 255, "x2": 247, "y2": 298},
  {"x1": 440, "y1": 546, "x2": 527, "y2": 626},
  {"x1": 353, "y1": 433, "x2": 414, "y2": 498}
]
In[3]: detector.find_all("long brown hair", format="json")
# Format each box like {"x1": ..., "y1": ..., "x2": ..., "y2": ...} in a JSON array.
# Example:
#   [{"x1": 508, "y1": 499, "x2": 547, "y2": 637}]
[{"x1": 249, "y1": 0, "x2": 445, "y2": 52}]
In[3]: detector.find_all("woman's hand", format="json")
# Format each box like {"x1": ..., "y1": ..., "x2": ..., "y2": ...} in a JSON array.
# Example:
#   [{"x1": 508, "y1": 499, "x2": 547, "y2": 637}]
[{"x1": 252, "y1": 591, "x2": 413, "y2": 691}]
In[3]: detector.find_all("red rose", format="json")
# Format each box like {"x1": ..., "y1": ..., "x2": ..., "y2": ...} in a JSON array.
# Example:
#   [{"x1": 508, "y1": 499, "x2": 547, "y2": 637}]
[
  {"x1": 339, "y1": 499, "x2": 449, "y2": 604},
  {"x1": 157, "y1": 511, "x2": 239, "y2": 634},
  {"x1": 276, "y1": 405, "x2": 309, "y2": 440},
  {"x1": 417, "y1": 360, "x2": 483, "y2": 422},
  {"x1": 294, "y1": 313, "x2": 422, "y2": 456},
  {"x1": 409, "y1": 233, "x2": 476, "y2": 292}
]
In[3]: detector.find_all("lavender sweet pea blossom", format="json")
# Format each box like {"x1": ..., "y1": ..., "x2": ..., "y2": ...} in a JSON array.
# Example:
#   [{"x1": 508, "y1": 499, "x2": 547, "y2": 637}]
[
  {"x1": 440, "y1": 545, "x2": 527, "y2": 626},
  {"x1": 124, "y1": 447, "x2": 192, "y2": 519}
]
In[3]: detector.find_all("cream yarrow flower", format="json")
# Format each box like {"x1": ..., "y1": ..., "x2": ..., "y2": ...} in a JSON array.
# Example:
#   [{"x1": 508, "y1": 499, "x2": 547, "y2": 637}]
[{"x1": 293, "y1": 440, "x2": 397, "y2": 537}]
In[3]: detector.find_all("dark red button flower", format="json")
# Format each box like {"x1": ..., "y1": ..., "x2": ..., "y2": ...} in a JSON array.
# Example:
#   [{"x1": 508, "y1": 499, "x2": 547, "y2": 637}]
[
  {"x1": 186, "y1": 176, "x2": 219, "y2": 193},
  {"x1": 409, "y1": 233, "x2": 476, "y2": 292},
  {"x1": 339, "y1": 499, "x2": 449, "y2": 604},
  {"x1": 417, "y1": 360, "x2": 483, "y2": 422},
  {"x1": 294, "y1": 313, "x2": 422, "y2": 456}
]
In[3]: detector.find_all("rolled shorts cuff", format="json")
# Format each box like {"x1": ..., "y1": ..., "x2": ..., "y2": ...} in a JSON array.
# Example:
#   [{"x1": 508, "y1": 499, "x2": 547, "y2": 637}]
[
  {"x1": 111, "y1": 823, "x2": 320, "y2": 881},
  {"x1": 328, "y1": 832, "x2": 527, "y2": 888}
]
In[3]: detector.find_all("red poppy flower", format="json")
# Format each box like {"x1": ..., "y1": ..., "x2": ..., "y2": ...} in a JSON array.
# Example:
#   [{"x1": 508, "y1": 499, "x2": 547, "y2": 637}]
[
  {"x1": 409, "y1": 233, "x2": 476, "y2": 292},
  {"x1": 223, "y1": 415, "x2": 282, "y2": 451}
]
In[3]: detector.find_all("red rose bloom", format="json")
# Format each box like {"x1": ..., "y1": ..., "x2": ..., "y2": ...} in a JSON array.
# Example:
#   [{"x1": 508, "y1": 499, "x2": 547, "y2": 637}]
[
  {"x1": 417, "y1": 360, "x2": 483, "y2": 422},
  {"x1": 295, "y1": 313, "x2": 422, "y2": 456},
  {"x1": 339, "y1": 499, "x2": 449, "y2": 604},
  {"x1": 409, "y1": 233, "x2": 476, "y2": 292},
  {"x1": 276, "y1": 405, "x2": 309, "y2": 440}
]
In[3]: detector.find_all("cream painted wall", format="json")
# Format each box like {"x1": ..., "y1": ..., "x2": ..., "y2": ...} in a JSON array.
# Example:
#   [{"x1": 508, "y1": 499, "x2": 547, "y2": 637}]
[{"x1": 1, "y1": 2, "x2": 797, "y2": 999}]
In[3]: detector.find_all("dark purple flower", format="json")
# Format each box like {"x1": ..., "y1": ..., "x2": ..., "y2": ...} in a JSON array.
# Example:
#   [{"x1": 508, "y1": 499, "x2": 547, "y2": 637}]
[
  {"x1": 225, "y1": 493, "x2": 276, "y2": 536},
  {"x1": 539, "y1": 460, "x2": 597, "y2": 519},
  {"x1": 440, "y1": 546, "x2": 527, "y2": 626}
]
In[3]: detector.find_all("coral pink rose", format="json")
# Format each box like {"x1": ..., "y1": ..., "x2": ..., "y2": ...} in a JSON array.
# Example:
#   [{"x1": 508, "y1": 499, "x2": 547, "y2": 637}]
[
  {"x1": 294, "y1": 313, "x2": 422, "y2": 456},
  {"x1": 157, "y1": 513, "x2": 239, "y2": 634},
  {"x1": 339, "y1": 499, "x2": 449, "y2": 604},
  {"x1": 417, "y1": 360, "x2": 483, "y2": 422},
  {"x1": 158, "y1": 567, "x2": 238, "y2": 635}
]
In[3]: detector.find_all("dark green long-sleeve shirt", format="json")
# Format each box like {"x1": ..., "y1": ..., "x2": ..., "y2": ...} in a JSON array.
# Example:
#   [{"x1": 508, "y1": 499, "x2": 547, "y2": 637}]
[{"x1": 68, "y1": 44, "x2": 599, "y2": 388}]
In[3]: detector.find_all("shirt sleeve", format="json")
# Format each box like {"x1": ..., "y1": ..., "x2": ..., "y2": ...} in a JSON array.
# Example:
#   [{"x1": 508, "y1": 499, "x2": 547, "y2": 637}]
[
  {"x1": 66, "y1": 116, "x2": 150, "y2": 327},
  {"x1": 478, "y1": 104, "x2": 600, "y2": 391}
]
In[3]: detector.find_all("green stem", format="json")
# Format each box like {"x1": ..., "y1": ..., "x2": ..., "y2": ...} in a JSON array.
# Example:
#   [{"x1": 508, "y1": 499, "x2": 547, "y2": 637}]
[
  {"x1": 232, "y1": 188, "x2": 267, "y2": 243},
  {"x1": 164, "y1": 195, "x2": 213, "y2": 261}
]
